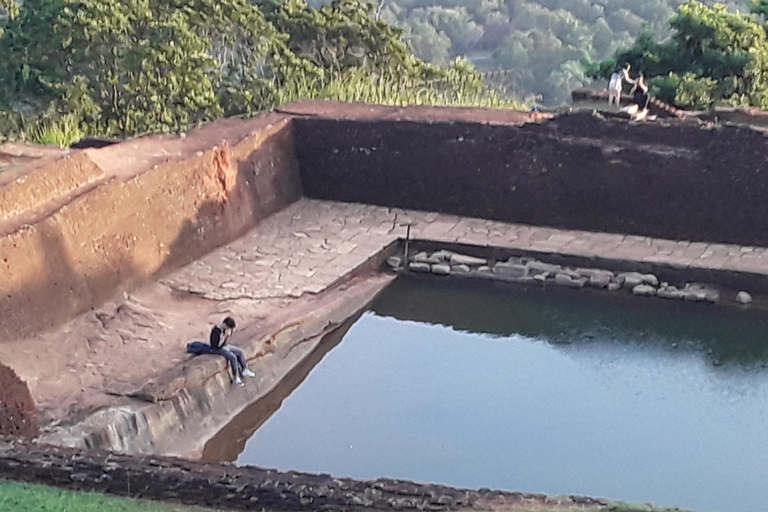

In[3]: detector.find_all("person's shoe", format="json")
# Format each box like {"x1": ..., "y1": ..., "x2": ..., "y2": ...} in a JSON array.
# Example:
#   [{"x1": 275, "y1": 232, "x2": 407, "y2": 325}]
[
  {"x1": 232, "y1": 376, "x2": 244, "y2": 387},
  {"x1": 242, "y1": 369, "x2": 256, "y2": 378}
]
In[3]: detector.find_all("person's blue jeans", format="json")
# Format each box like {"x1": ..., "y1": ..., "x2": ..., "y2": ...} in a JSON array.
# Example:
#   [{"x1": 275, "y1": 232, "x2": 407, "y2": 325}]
[{"x1": 211, "y1": 345, "x2": 246, "y2": 379}]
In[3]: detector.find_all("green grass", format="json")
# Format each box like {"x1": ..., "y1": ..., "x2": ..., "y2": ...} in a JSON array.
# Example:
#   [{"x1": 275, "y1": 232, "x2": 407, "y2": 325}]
[
  {"x1": 29, "y1": 115, "x2": 86, "y2": 147},
  {"x1": 0, "y1": 480, "x2": 220, "y2": 512}
]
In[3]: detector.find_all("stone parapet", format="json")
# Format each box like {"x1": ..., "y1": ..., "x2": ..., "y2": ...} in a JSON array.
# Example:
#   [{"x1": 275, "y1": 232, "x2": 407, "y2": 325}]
[{"x1": 0, "y1": 114, "x2": 301, "y2": 340}]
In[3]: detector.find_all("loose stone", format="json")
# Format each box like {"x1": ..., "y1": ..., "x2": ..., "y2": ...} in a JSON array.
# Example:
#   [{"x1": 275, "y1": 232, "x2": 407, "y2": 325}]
[
  {"x1": 408, "y1": 262, "x2": 431, "y2": 273},
  {"x1": 632, "y1": 284, "x2": 657, "y2": 297},
  {"x1": 683, "y1": 290, "x2": 707, "y2": 302},
  {"x1": 431, "y1": 250, "x2": 454, "y2": 262},
  {"x1": 450, "y1": 264, "x2": 471, "y2": 274},
  {"x1": 554, "y1": 273, "x2": 586, "y2": 289},
  {"x1": 657, "y1": 286, "x2": 685, "y2": 300},
  {"x1": 431, "y1": 264, "x2": 451, "y2": 275},
  {"x1": 526, "y1": 260, "x2": 560, "y2": 278},
  {"x1": 493, "y1": 261, "x2": 527, "y2": 278},
  {"x1": 735, "y1": 291, "x2": 753, "y2": 305},
  {"x1": 640, "y1": 273, "x2": 659, "y2": 286},
  {"x1": 619, "y1": 272, "x2": 645, "y2": 289},
  {"x1": 412, "y1": 252, "x2": 430, "y2": 263},
  {"x1": 449, "y1": 253, "x2": 488, "y2": 266},
  {"x1": 607, "y1": 281, "x2": 622, "y2": 292},
  {"x1": 588, "y1": 271, "x2": 613, "y2": 289},
  {"x1": 386, "y1": 256, "x2": 402, "y2": 270}
]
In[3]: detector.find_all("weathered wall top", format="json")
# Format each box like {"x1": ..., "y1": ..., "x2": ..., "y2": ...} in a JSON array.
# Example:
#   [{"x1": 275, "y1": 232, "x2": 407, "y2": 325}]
[{"x1": 3, "y1": 99, "x2": 768, "y2": 342}]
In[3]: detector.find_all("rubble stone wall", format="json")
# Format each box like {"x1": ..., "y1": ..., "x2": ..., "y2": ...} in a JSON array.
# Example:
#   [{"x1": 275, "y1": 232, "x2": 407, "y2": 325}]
[{"x1": 295, "y1": 107, "x2": 768, "y2": 248}]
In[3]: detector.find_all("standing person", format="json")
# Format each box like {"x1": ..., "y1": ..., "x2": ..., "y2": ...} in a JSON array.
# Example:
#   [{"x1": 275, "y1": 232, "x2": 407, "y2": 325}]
[
  {"x1": 210, "y1": 317, "x2": 256, "y2": 387},
  {"x1": 630, "y1": 73, "x2": 650, "y2": 113},
  {"x1": 608, "y1": 63, "x2": 633, "y2": 108}
]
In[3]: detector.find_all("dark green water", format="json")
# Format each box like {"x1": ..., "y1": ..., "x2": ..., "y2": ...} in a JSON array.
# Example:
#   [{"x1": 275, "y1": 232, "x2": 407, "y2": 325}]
[{"x1": 232, "y1": 278, "x2": 768, "y2": 512}]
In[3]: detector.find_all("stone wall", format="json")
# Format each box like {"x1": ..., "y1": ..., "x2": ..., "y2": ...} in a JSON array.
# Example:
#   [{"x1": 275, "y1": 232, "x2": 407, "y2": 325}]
[
  {"x1": 0, "y1": 438, "x2": 608, "y2": 511},
  {"x1": 293, "y1": 102, "x2": 768, "y2": 248},
  {"x1": 0, "y1": 114, "x2": 301, "y2": 341}
]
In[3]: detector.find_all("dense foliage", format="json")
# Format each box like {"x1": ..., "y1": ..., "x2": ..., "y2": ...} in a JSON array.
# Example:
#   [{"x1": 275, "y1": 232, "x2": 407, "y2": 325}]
[
  {"x1": 587, "y1": 1, "x2": 768, "y2": 109},
  {"x1": 0, "y1": 0, "x2": 518, "y2": 144},
  {"x1": 367, "y1": 0, "x2": 748, "y2": 105}
]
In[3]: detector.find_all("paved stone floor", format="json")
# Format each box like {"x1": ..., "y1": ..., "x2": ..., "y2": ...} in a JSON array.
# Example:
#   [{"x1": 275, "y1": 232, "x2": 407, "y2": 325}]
[
  {"x1": 6, "y1": 197, "x2": 768, "y2": 426},
  {"x1": 164, "y1": 198, "x2": 768, "y2": 303}
]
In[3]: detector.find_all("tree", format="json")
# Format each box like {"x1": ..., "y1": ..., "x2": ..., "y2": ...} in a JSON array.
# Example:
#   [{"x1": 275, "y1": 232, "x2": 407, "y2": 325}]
[
  {"x1": 0, "y1": 0, "x2": 517, "y2": 143},
  {"x1": 0, "y1": 0, "x2": 287, "y2": 135},
  {"x1": 586, "y1": 1, "x2": 768, "y2": 109}
]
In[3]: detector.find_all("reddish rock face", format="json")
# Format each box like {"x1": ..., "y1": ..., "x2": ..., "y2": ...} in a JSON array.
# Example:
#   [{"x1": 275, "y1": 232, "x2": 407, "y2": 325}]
[{"x1": 0, "y1": 362, "x2": 38, "y2": 438}]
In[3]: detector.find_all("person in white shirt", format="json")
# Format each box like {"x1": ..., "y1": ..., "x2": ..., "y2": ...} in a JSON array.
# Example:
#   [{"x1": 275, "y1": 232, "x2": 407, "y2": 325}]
[{"x1": 608, "y1": 63, "x2": 634, "y2": 108}]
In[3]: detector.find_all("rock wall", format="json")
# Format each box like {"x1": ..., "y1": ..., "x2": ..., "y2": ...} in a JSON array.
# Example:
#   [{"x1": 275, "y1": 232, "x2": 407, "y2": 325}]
[
  {"x1": 293, "y1": 103, "x2": 768, "y2": 248},
  {"x1": 0, "y1": 362, "x2": 38, "y2": 438},
  {"x1": 0, "y1": 438, "x2": 608, "y2": 512},
  {"x1": 0, "y1": 114, "x2": 301, "y2": 341}
]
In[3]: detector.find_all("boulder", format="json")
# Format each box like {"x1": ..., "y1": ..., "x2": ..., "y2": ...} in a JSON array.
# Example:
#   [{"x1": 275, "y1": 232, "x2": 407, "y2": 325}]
[
  {"x1": 607, "y1": 281, "x2": 622, "y2": 292},
  {"x1": 657, "y1": 286, "x2": 685, "y2": 300},
  {"x1": 554, "y1": 273, "x2": 587, "y2": 289},
  {"x1": 451, "y1": 264, "x2": 471, "y2": 274},
  {"x1": 588, "y1": 271, "x2": 613, "y2": 289},
  {"x1": 431, "y1": 250, "x2": 454, "y2": 262},
  {"x1": 450, "y1": 253, "x2": 488, "y2": 266},
  {"x1": 412, "y1": 252, "x2": 430, "y2": 263},
  {"x1": 735, "y1": 291, "x2": 753, "y2": 305},
  {"x1": 526, "y1": 260, "x2": 561, "y2": 278},
  {"x1": 619, "y1": 272, "x2": 645, "y2": 289},
  {"x1": 431, "y1": 264, "x2": 451, "y2": 275},
  {"x1": 409, "y1": 262, "x2": 431, "y2": 273},
  {"x1": 494, "y1": 261, "x2": 527, "y2": 278},
  {"x1": 386, "y1": 256, "x2": 402, "y2": 270},
  {"x1": 632, "y1": 284, "x2": 657, "y2": 297}
]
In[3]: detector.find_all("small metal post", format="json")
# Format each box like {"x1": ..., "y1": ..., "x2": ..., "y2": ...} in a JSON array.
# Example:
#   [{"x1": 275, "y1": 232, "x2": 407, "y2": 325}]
[{"x1": 403, "y1": 223, "x2": 411, "y2": 273}]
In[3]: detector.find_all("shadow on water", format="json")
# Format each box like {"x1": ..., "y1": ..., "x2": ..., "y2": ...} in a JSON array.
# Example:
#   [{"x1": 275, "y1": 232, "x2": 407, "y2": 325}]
[
  {"x1": 371, "y1": 276, "x2": 768, "y2": 372},
  {"x1": 200, "y1": 313, "x2": 361, "y2": 462}
]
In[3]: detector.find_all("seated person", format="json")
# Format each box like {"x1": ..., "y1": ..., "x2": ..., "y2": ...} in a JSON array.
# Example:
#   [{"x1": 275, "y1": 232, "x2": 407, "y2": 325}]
[{"x1": 188, "y1": 317, "x2": 255, "y2": 387}]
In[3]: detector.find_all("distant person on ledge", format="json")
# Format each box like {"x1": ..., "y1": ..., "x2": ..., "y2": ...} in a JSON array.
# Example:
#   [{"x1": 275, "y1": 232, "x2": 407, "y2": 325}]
[
  {"x1": 210, "y1": 317, "x2": 256, "y2": 387},
  {"x1": 630, "y1": 73, "x2": 650, "y2": 113},
  {"x1": 608, "y1": 63, "x2": 633, "y2": 108}
]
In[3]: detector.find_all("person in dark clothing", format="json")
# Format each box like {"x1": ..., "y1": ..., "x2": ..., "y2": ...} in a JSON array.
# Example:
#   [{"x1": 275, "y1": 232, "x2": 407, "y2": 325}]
[
  {"x1": 630, "y1": 73, "x2": 650, "y2": 112},
  {"x1": 209, "y1": 317, "x2": 255, "y2": 387}
]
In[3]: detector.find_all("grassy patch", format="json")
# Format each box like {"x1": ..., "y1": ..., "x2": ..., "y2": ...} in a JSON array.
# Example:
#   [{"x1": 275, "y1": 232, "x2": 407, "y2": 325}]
[{"x1": 0, "y1": 480, "x2": 220, "y2": 512}]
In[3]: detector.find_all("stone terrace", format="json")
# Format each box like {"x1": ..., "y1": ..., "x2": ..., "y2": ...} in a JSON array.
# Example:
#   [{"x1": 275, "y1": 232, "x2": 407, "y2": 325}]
[
  {"x1": 164, "y1": 198, "x2": 768, "y2": 302},
  {"x1": 6, "y1": 196, "x2": 768, "y2": 432}
]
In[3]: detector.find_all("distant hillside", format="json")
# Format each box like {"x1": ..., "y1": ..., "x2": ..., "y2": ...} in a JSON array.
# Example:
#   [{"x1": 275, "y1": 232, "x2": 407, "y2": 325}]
[{"x1": 348, "y1": 0, "x2": 748, "y2": 105}]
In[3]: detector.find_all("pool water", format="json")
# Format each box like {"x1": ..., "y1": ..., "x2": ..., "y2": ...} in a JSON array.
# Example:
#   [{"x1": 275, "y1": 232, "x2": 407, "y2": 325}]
[{"x1": 211, "y1": 278, "x2": 768, "y2": 512}]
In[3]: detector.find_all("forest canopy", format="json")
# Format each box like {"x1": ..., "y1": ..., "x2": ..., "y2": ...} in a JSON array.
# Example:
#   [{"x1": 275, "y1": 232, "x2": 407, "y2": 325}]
[
  {"x1": 587, "y1": 1, "x2": 768, "y2": 109},
  {"x1": 0, "y1": 0, "x2": 518, "y2": 144},
  {"x1": 369, "y1": 0, "x2": 749, "y2": 105}
]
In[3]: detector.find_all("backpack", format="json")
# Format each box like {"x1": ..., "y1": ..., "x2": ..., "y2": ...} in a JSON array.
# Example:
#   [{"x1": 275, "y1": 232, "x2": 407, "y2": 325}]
[{"x1": 186, "y1": 341, "x2": 213, "y2": 355}]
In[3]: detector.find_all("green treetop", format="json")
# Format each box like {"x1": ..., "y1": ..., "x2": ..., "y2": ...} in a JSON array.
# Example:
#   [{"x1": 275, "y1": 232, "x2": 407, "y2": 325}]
[{"x1": 586, "y1": 1, "x2": 768, "y2": 110}]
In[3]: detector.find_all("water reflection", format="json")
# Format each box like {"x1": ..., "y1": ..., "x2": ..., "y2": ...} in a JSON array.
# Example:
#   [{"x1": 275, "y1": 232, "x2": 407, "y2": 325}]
[
  {"x1": 201, "y1": 314, "x2": 357, "y2": 462},
  {"x1": 206, "y1": 277, "x2": 768, "y2": 512},
  {"x1": 372, "y1": 278, "x2": 768, "y2": 372}
]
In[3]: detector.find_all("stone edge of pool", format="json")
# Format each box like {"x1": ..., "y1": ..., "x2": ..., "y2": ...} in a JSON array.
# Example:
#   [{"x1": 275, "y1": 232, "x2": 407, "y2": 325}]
[{"x1": 12, "y1": 234, "x2": 763, "y2": 512}]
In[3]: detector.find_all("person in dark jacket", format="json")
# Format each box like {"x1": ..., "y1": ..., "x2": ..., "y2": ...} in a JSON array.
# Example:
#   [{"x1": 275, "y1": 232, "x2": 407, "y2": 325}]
[{"x1": 210, "y1": 317, "x2": 255, "y2": 386}]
